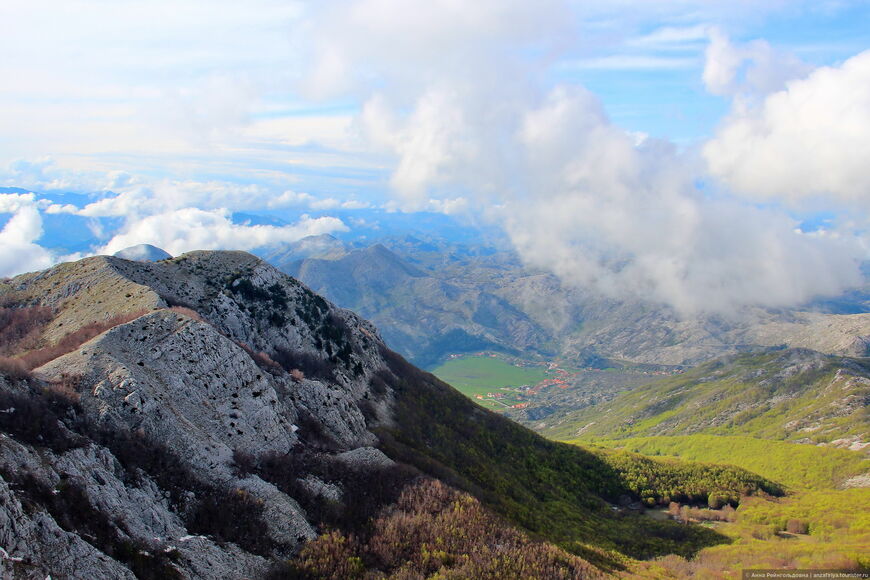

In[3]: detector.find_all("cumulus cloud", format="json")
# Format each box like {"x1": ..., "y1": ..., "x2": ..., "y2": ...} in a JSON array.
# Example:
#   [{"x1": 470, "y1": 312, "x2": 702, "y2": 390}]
[
  {"x1": 703, "y1": 29, "x2": 812, "y2": 97},
  {"x1": 705, "y1": 48, "x2": 870, "y2": 207},
  {"x1": 97, "y1": 208, "x2": 348, "y2": 256},
  {"x1": 302, "y1": 1, "x2": 867, "y2": 314},
  {"x1": 0, "y1": 195, "x2": 78, "y2": 277},
  {"x1": 0, "y1": 192, "x2": 37, "y2": 213},
  {"x1": 266, "y1": 189, "x2": 370, "y2": 210},
  {"x1": 501, "y1": 87, "x2": 864, "y2": 313},
  {"x1": 1, "y1": 173, "x2": 359, "y2": 276}
]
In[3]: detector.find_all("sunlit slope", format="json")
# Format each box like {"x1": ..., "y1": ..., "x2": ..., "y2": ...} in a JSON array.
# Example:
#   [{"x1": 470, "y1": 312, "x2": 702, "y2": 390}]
[
  {"x1": 583, "y1": 435, "x2": 867, "y2": 491},
  {"x1": 544, "y1": 349, "x2": 869, "y2": 445},
  {"x1": 374, "y1": 350, "x2": 785, "y2": 567}
]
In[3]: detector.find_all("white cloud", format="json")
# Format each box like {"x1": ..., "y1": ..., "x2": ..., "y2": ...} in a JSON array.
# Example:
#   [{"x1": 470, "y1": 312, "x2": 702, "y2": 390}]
[
  {"x1": 74, "y1": 179, "x2": 287, "y2": 218},
  {"x1": 0, "y1": 198, "x2": 79, "y2": 278},
  {"x1": 705, "y1": 49, "x2": 870, "y2": 207},
  {"x1": 703, "y1": 29, "x2": 812, "y2": 97},
  {"x1": 562, "y1": 55, "x2": 698, "y2": 71},
  {"x1": 629, "y1": 25, "x2": 710, "y2": 49},
  {"x1": 503, "y1": 86, "x2": 865, "y2": 313},
  {"x1": 98, "y1": 208, "x2": 348, "y2": 256},
  {"x1": 0, "y1": 192, "x2": 37, "y2": 213},
  {"x1": 267, "y1": 190, "x2": 317, "y2": 209},
  {"x1": 302, "y1": 2, "x2": 868, "y2": 314},
  {"x1": 266, "y1": 189, "x2": 371, "y2": 210}
]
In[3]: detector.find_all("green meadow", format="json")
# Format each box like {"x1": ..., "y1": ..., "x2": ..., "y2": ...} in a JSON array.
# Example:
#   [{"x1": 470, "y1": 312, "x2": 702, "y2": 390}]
[
  {"x1": 430, "y1": 354, "x2": 548, "y2": 409},
  {"x1": 581, "y1": 435, "x2": 868, "y2": 491},
  {"x1": 566, "y1": 434, "x2": 870, "y2": 575}
]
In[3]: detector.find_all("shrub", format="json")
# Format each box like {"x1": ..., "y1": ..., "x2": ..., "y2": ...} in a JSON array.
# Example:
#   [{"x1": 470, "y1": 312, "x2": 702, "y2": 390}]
[
  {"x1": 273, "y1": 347, "x2": 336, "y2": 383},
  {"x1": 0, "y1": 356, "x2": 32, "y2": 381},
  {"x1": 235, "y1": 341, "x2": 282, "y2": 373},
  {"x1": 245, "y1": 447, "x2": 419, "y2": 534},
  {"x1": 44, "y1": 374, "x2": 82, "y2": 405},
  {"x1": 0, "y1": 386, "x2": 84, "y2": 452},
  {"x1": 0, "y1": 305, "x2": 54, "y2": 357},
  {"x1": 188, "y1": 488, "x2": 276, "y2": 556},
  {"x1": 785, "y1": 518, "x2": 809, "y2": 534},
  {"x1": 168, "y1": 306, "x2": 204, "y2": 322},
  {"x1": 282, "y1": 479, "x2": 601, "y2": 580},
  {"x1": 19, "y1": 310, "x2": 147, "y2": 369}
]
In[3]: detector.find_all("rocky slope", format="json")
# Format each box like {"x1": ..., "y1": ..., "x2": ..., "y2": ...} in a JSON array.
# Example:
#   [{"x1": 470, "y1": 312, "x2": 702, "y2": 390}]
[
  {"x1": 0, "y1": 250, "x2": 777, "y2": 578},
  {"x1": 0, "y1": 251, "x2": 386, "y2": 578}
]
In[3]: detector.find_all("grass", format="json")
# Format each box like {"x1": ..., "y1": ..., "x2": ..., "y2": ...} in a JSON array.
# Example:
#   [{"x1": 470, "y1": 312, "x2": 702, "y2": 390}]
[
  {"x1": 542, "y1": 349, "x2": 869, "y2": 444},
  {"x1": 430, "y1": 354, "x2": 548, "y2": 410},
  {"x1": 375, "y1": 348, "x2": 787, "y2": 568},
  {"x1": 568, "y1": 435, "x2": 870, "y2": 577},
  {"x1": 632, "y1": 488, "x2": 870, "y2": 577},
  {"x1": 580, "y1": 435, "x2": 868, "y2": 491}
]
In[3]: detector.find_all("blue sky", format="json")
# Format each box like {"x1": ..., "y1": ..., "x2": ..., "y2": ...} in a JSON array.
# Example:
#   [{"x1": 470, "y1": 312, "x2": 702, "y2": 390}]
[{"x1": 2, "y1": 1, "x2": 870, "y2": 314}]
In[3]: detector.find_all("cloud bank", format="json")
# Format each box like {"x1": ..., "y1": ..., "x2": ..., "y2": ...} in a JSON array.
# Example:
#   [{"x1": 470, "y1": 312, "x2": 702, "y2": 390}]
[
  {"x1": 0, "y1": 193, "x2": 78, "y2": 277},
  {"x1": 97, "y1": 208, "x2": 347, "y2": 257},
  {"x1": 303, "y1": 1, "x2": 868, "y2": 314},
  {"x1": 0, "y1": 172, "x2": 353, "y2": 277}
]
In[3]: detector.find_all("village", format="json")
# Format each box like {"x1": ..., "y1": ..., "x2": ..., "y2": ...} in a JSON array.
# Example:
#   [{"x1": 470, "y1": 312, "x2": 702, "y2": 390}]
[{"x1": 445, "y1": 351, "x2": 683, "y2": 411}]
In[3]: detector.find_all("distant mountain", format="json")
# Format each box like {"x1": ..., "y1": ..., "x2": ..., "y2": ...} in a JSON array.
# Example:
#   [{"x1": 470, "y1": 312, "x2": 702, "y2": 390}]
[
  {"x1": 261, "y1": 233, "x2": 349, "y2": 263},
  {"x1": 542, "y1": 348, "x2": 870, "y2": 448},
  {"x1": 0, "y1": 251, "x2": 775, "y2": 577},
  {"x1": 269, "y1": 242, "x2": 552, "y2": 367},
  {"x1": 262, "y1": 236, "x2": 870, "y2": 369},
  {"x1": 113, "y1": 243, "x2": 172, "y2": 262}
]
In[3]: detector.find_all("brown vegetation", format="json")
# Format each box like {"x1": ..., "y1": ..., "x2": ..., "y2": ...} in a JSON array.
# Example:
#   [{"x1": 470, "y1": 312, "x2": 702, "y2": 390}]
[
  {"x1": 0, "y1": 356, "x2": 32, "y2": 381},
  {"x1": 17, "y1": 310, "x2": 147, "y2": 370},
  {"x1": 235, "y1": 341, "x2": 283, "y2": 373},
  {"x1": 0, "y1": 305, "x2": 54, "y2": 356},
  {"x1": 270, "y1": 479, "x2": 601, "y2": 580},
  {"x1": 168, "y1": 306, "x2": 204, "y2": 322},
  {"x1": 668, "y1": 501, "x2": 737, "y2": 524}
]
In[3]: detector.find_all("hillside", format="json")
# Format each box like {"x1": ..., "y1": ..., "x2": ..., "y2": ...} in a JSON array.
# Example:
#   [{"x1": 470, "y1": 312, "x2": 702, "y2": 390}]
[
  {"x1": 274, "y1": 242, "x2": 551, "y2": 367},
  {"x1": 264, "y1": 236, "x2": 870, "y2": 370},
  {"x1": 541, "y1": 348, "x2": 870, "y2": 447},
  {"x1": 544, "y1": 350, "x2": 870, "y2": 576},
  {"x1": 0, "y1": 251, "x2": 780, "y2": 578}
]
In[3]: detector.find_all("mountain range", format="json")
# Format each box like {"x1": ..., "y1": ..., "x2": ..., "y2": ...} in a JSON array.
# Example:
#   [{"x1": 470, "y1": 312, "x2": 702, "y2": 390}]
[
  {"x1": 261, "y1": 235, "x2": 870, "y2": 370},
  {"x1": 0, "y1": 250, "x2": 784, "y2": 578}
]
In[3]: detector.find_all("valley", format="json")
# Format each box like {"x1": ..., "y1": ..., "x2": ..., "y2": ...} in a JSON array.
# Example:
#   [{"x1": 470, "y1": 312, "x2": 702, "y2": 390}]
[
  {"x1": 5, "y1": 3, "x2": 870, "y2": 577},
  {"x1": 0, "y1": 250, "x2": 800, "y2": 578},
  {"x1": 430, "y1": 351, "x2": 669, "y2": 416},
  {"x1": 423, "y1": 339, "x2": 870, "y2": 576},
  {"x1": 263, "y1": 235, "x2": 870, "y2": 372}
]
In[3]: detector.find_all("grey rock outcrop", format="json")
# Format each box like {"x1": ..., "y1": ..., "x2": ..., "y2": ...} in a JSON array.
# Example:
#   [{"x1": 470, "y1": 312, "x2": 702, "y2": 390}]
[{"x1": 0, "y1": 250, "x2": 401, "y2": 579}]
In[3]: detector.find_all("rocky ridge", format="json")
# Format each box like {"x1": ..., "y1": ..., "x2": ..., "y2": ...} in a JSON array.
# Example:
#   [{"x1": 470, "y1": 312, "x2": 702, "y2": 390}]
[
  {"x1": 0, "y1": 250, "x2": 787, "y2": 578},
  {"x1": 265, "y1": 236, "x2": 870, "y2": 369},
  {"x1": 0, "y1": 251, "x2": 395, "y2": 578}
]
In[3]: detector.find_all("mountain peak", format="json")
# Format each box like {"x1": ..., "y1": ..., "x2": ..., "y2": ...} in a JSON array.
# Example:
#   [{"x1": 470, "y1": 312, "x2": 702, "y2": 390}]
[{"x1": 113, "y1": 244, "x2": 172, "y2": 262}]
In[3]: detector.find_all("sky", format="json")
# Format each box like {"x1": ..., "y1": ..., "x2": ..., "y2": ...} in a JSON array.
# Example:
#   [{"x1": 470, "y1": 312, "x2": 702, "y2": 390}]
[{"x1": 2, "y1": 0, "x2": 870, "y2": 314}]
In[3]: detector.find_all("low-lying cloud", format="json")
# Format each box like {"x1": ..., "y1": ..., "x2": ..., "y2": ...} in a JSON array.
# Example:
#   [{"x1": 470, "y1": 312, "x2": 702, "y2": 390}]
[
  {"x1": 98, "y1": 208, "x2": 348, "y2": 257},
  {"x1": 0, "y1": 173, "x2": 353, "y2": 277},
  {"x1": 0, "y1": 193, "x2": 78, "y2": 277}
]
